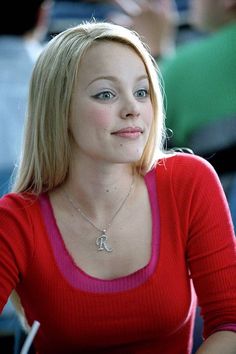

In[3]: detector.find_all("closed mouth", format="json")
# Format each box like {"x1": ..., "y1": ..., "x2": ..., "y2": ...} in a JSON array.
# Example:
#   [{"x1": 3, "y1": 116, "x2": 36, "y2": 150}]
[{"x1": 111, "y1": 127, "x2": 143, "y2": 135}]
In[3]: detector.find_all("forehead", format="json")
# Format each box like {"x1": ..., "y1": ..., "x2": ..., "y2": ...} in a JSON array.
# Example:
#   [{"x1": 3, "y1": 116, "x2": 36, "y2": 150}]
[{"x1": 78, "y1": 40, "x2": 148, "y2": 79}]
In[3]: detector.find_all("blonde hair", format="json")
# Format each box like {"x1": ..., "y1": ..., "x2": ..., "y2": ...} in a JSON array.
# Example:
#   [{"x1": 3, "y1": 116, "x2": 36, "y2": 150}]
[{"x1": 12, "y1": 21, "x2": 166, "y2": 195}]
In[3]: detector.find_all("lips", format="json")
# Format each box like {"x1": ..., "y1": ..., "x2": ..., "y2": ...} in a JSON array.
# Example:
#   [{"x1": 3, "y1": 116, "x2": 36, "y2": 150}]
[{"x1": 111, "y1": 127, "x2": 143, "y2": 138}]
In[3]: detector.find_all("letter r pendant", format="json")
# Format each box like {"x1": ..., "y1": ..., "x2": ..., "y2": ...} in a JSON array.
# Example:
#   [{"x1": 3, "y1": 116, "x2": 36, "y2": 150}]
[{"x1": 96, "y1": 230, "x2": 112, "y2": 252}]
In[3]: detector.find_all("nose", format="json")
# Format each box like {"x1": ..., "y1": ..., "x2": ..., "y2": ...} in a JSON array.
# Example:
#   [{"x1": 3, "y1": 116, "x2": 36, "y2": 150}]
[{"x1": 120, "y1": 97, "x2": 140, "y2": 119}]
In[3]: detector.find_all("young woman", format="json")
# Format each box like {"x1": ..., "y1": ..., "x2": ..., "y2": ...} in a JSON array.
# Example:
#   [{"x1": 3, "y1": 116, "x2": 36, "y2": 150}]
[{"x1": 0, "y1": 22, "x2": 235, "y2": 354}]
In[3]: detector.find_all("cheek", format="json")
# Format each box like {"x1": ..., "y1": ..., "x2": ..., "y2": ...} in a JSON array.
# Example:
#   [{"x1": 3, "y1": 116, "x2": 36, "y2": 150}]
[{"x1": 85, "y1": 106, "x2": 112, "y2": 129}]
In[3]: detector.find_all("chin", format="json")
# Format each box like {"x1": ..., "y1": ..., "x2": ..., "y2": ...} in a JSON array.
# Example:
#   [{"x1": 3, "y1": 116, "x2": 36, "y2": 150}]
[
  {"x1": 107, "y1": 145, "x2": 145, "y2": 164},
  {"x1": 118, "y1": 152, "x2": 143, "y2": 164}
]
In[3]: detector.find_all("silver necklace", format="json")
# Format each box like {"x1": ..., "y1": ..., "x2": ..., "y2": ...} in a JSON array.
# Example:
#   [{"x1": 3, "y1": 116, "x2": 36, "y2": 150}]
[{"x1": 64, "y1": 175, "x2": 135, "y2": 253}]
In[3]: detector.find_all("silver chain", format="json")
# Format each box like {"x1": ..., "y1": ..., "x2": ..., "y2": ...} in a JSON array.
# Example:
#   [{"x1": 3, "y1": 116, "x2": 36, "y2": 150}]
[{"x1": 64, "y1": 175, "x2": 135, "y2": 252}]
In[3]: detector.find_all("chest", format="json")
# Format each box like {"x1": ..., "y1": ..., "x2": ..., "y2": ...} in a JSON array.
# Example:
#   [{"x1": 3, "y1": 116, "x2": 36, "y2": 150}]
[{"x1": 56, "y1": 189, "x2": 152, "y2": 280}]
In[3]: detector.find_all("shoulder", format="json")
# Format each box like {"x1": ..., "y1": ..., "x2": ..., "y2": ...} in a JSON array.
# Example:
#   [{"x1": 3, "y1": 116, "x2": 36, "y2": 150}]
[
  {"x1": 0, "y1": 194, "x2": 40, "y2": 281},
  {"x1": 154, "y1": 152, "x2": 221, "y2": 189},
  {"x1": 0, "y1": 192, "x2": 38, "y2": 207},
  {"x1": 0, "y1": 192, "x2": 40, "y2": 220},
  {"x1": 152, "y1": 153, "x2": 230, "y2": 224},
  {"x1": 158, "y1": 152, "x2": 216, "y2": 173},
  {"x1": 0, "y1": 192, "x2": 41, "y2": 245}
]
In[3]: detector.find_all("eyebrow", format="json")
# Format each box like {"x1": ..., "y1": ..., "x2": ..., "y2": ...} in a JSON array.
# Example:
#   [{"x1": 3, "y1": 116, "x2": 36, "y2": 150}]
[{"x1": 87, "y1": 75, "x2": 149, "y2": 87}]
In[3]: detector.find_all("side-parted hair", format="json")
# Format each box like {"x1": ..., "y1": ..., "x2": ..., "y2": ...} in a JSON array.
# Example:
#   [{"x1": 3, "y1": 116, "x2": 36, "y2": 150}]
[{"x1": 12, "y1": 21, "x2": 167, "y2": 195}]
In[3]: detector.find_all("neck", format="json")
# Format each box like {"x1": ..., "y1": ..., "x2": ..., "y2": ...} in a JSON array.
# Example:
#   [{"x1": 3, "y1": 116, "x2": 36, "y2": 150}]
[{"x1": 63, "y1": 162, "x2": 135, "y2": 218}]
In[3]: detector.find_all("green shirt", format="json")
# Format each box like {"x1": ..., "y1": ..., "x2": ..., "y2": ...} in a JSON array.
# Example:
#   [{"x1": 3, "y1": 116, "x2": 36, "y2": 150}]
[{"x1": 159, "y1": 22, "x2": 236, "y2": 147}]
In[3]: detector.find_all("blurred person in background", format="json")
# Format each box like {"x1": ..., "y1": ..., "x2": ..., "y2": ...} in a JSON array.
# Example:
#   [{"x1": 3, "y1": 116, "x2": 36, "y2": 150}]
[
  {"x1": 48, "y1": 0, "x2": 128, "y2": 37},
  {"x1": 110, "y1": 0, "x2": 179, "y2": 59},
  {"x1": 0, "y1": 0, "x2": 52, "y2": 197},
  {"x1": 159, "y1": 0, "x2": 236, "y2": 148},
  {"x1": 49, "y1": 0, "x2": 179, "y2": 59},
  {"x1": 159, "y1": 0, "x2": 236, "y2": 226},
  {"x1": 0, "y1": 2, "x2": 52, "y2": 353}
]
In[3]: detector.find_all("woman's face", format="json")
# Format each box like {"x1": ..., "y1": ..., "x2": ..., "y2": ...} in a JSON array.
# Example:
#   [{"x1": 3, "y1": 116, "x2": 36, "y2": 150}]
[{"x1": 69, "y1": 40, "x2": 153, "y2": 167}]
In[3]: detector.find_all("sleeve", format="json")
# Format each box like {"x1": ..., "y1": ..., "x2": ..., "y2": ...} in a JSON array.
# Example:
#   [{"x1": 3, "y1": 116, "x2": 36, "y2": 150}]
[
  {"x1": 172, "y1": 154, "x2": 236, "y2": 339},
  {"x1": 0, "y1": 194, "x2": 35, "y2": 312}
]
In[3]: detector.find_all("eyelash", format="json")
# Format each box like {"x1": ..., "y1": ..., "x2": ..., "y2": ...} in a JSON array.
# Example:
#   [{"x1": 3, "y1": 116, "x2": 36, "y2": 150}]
[
  {"x1": 93, "y1": 91, "x2": 115, "y2": 100},
  {"x1": 92, "y1": 89, "x2": 149, "y2": 101}
]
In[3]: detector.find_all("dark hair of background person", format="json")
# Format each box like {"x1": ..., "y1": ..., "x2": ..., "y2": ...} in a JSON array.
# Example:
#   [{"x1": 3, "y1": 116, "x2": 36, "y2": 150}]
[{"x1": 0, "y1": 0, "x2": 46, "y2": 35}]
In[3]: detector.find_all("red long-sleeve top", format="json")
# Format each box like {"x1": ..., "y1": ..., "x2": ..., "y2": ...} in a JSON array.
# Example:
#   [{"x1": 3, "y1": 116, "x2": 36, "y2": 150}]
[{"x1": 0, "y1": 153, "x2": 235, "y2": 354}]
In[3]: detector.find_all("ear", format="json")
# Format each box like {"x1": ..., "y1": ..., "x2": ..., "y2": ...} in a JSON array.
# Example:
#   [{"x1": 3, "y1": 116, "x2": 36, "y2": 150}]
[{"x1": 222, "y1": 0, "x2": 236, "y2": 10}]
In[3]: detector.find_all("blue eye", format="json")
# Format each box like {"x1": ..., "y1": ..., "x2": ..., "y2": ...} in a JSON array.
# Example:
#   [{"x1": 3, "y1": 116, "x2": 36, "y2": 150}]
[
  {"x1": 93, "y1": 91, "x2": 115, "y2": 100},
  {"x1": 134, "y1": 89, "x2": 149, "y2": 98}
]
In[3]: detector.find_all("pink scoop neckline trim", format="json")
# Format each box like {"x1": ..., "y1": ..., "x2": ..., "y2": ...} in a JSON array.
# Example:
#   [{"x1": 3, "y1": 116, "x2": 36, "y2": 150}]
[{"x1": 39, "y1": 169, "x2": 160, "y2": 293}]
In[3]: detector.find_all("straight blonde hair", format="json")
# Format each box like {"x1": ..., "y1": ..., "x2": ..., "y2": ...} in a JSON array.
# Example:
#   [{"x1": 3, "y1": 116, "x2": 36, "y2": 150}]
[{"x1": 12, "y1": 21, "x2": 167, "y2": 195}]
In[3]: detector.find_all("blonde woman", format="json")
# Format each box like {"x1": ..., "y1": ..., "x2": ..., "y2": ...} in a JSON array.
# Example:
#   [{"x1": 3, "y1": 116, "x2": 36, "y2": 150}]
[{"x1": 0, "y1": 22, "x2": 235, "y2": 354}]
